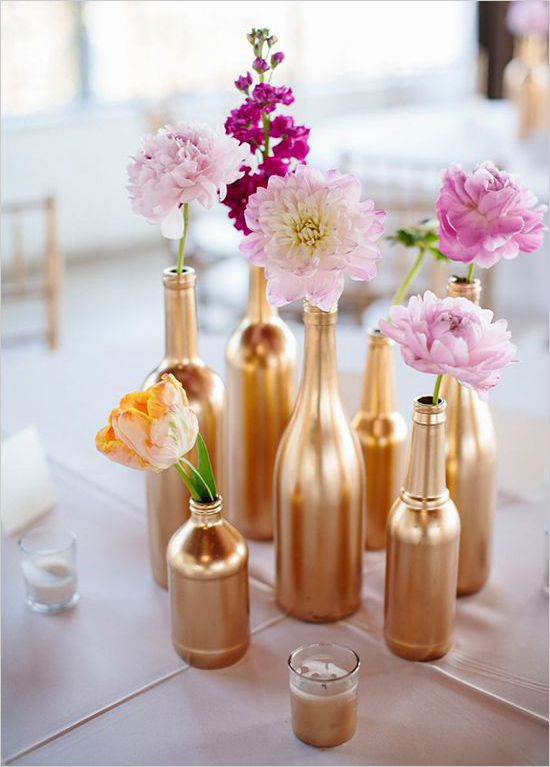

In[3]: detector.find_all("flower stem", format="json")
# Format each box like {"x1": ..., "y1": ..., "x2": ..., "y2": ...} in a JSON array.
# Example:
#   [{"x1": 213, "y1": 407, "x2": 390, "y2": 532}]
[
  {"x1": 467, "y1": 263, "x2": 475, "y2": 283},
  {"x1": 432, "y1": 374, "x2": 444, "y2": 405},
  {"x1": 389, "y1": 246, "x2": 425, "y2": 316},
  {"x1": 262, "y1": 112, "x2": 270, "y2": 159},
  {"x1": 176, "y1": 203, "x2": 189, "y2": 275}
]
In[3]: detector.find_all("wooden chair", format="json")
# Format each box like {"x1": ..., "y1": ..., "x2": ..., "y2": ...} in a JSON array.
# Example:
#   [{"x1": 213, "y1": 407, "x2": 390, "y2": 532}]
[{"x1": 2, "y1": 196, "x2": 63, "y2": 349}]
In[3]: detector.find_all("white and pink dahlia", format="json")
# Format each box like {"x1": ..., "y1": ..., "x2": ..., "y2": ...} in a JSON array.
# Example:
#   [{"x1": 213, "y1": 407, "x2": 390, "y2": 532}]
[
  {"x1": 127, "y1": 122, "x2": 250, "y2": 239},
  {"x1": 240, "y1": 165, "x2": 386, "y2": 310}
]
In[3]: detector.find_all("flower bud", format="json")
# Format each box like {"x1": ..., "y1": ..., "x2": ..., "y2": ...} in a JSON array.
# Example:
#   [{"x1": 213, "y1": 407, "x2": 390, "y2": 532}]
[
  {"x1": 271, "y1": 51, "x2": 285, "y2": 67},
  {"x1": 267, "y1": 35, "x2": 278, "y2": 47},
  {"x1": 252, "y1": 57, "x2": 270, "y2": 73}
]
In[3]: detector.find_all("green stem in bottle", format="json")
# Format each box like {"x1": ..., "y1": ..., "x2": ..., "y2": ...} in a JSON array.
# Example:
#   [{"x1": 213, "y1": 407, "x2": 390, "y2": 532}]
[
  {"x1": 389, "y1": 246, "x2": 425, "y2": 317},
  {"x1": 432, "y1": 373, "x2": 444, "y2": 406},
  {"x1": 176, "y1": 203, "x2": 189, "y2": 275},
  {"x1": 467, "y1": 263, "x2": 475, "y2": 283}
]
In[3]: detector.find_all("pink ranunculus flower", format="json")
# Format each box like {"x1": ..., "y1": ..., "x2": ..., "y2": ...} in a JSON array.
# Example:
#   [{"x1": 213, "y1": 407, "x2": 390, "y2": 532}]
[
  {"x1": 127, "y1": 122, "x2": 250, "y2": 239},
  {"x1": 436, "y1": 161, "x2": 547, "y2": 269},
  {"x1": 379, "y1": 291, "x2": 517, "y2": 398},
  {"x1": 240, "y1": 165, "x2": 386, "y2": 310}
]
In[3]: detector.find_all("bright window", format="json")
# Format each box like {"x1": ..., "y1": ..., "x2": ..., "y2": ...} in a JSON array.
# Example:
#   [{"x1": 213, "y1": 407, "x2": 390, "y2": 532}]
[{"x1": 1, "y1": 0, "x2": 475, "y2": 116}]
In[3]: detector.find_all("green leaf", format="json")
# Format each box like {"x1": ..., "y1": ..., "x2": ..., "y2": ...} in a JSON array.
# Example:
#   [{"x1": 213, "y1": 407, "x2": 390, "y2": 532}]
[
  {"x1": 174, "y1": 462, "x2": 202, "y2": 501},
  {"x1": 180, "y1": 458, "x2": 214, "y2": 502},
  {"x1": 196, "y1": 433, "x2": 217, "y2": 500},
  {"x1": 428, "y1": 245, "x2": 450, "y2": 263}
]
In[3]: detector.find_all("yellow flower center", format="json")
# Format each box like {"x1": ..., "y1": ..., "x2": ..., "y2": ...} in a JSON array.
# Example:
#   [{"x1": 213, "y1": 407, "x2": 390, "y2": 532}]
[{"x1": 293, "y1": 216, "x2": 326, "y2": 250}]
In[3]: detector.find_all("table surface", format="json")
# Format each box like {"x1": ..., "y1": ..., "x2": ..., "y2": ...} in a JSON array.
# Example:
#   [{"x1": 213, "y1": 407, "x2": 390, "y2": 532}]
[{"x1": 2, "y1": 323, "x2": 549, "y2": 766}]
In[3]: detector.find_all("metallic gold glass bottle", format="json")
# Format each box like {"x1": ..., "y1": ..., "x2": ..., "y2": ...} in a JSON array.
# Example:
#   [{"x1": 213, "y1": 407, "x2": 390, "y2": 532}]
[
  {"x1": 167, "y1": 496, "x2": 250, "y2": 669},
  {"x1": 143, "y1": 267, "x2": 225, "y2": 589},
  {"x1": 384, "y1": 396, "x2": 460, "y2": 661},
  {"x1": 352, "y1": 329, "x2": 407, "y2": 550},
  {"x1": 225, "y1": 266, "x2": 296, "y2": 540},
  {"x1": 441, "y1": 276, "x2": 497, "y2": 596},
  {"x1": 274, "y1": 301, "x2": 365, "y2": 622},
  {"x1": 504, "y1": 36, "x2": 549, "y2": 140}
]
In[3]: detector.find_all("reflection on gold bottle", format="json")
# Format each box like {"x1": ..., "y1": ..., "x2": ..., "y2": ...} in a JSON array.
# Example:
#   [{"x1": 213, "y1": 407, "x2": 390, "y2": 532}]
[
  {"x1": 274, "y1": 302, "x2": 365, "y2": 622},
  {"x1": 353, "y1": 329, "x2": 407, "y2": 550},
  {"x1": 504, "y1": 36, "x2": 548, "y2": 140},
  {"x1": 168, "y1": 496, "x2": 250, "y2": 669},
  {"x1": 442, "y1": 276, "x2": 497, "y2": 596},
  {"x1": 143, "y1": 267, "x2": 225, "y2": 589},
  {"x1": 384, "y1": 396, "x2": 460, "y2": 661},
  {"x1": 225, "y1": 266, "x2": 296, "y2": 540}
]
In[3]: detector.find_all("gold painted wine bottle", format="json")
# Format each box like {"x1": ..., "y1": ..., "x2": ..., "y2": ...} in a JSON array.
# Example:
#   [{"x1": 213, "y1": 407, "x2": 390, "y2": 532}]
[
  {"x1": 274, "y1": 301, "x2": 365, "y2": 622},
  {"x1": 384, "y1": 396, "x2": 460, "y2": 661},
  {"x1": 143, "y1": 267, "x2": 225, "y2": 589},
  {"x1": 225, "y1": 266, "x2": 296, "y2": 540},
  {"x1": 441, "y1": 276, "x2": 497, "y2": 596},
  {"x1": 168, "y1": 496, "x2": 250, "y2": 669},
  {"x1": 353, "y1": 329, "x2": 407, "y2": 550}
]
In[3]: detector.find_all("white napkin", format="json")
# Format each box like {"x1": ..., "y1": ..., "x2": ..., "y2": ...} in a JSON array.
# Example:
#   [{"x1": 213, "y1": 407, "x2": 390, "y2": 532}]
[{"x1": 1, "y1": 426, "x2": 56, "y2": 535}]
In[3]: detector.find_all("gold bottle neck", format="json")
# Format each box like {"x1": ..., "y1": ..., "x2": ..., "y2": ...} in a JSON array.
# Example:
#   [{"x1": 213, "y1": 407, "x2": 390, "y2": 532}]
[
  {"x1": 359, "y1": 328, "x2": 396, "y2": 414},
  {"x1": 402, "y1": 396, "x2": 449, "y2": 509},
  {"x1": 247, "y1": 266, "x2": 276, "y2": 322},
  {"x1": 299, "y1": 301, "x2": 341, "y2": 400},
  {"x1": 189, "y1": 495, "x2": 223, "y2": 526},
  {"x1": 163, "y1": 267, "x2": 199, "y2": 362},
  {"x1": 447, "y1": 275, "x2": 481, "y2": 304},
  {"x1": 516, "y1": 35, "x2": 547, "y2": 65}
]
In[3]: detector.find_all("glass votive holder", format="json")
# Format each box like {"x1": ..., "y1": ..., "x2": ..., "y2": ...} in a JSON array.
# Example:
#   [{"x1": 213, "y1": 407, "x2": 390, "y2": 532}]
[
  {"x1": 18, "y1": 528, "x2": 79, "y2": 613},
  {"x1": 288, "y1": 642, "x2": 360, "y2": 748}
]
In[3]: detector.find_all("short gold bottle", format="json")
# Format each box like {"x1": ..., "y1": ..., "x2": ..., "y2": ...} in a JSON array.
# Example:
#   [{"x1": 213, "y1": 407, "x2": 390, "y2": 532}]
[
  {"x1": 274, "y1": 302, "x2": 365, "y2": 622},
  {"x1": 442, "y1": 276, "x2": 497, "y2": 596},
  {"x1": 144, "y1": 267, "x2": 225, "y2": 589},
  {"x1": 167, "y1": 496, "x2": 250, "y2": 669},
  {"x1": 352, "y1": 329, "x2": 408, "y2": 550},
  {"x1": 225, "y1": 266, "x2": 296, "y2": 540},
  {"x1": 384, "y1": 396, "x2": 460, "y2": 661}
]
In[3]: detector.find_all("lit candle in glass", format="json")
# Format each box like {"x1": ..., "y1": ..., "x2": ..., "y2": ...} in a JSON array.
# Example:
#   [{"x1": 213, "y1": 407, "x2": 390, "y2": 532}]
[
  {"x1": 288, "y1": 643, "x2": 360, "y2": 748},
  {"x1": 19, "y1": 528, "x2": 79, "y2": 613}
]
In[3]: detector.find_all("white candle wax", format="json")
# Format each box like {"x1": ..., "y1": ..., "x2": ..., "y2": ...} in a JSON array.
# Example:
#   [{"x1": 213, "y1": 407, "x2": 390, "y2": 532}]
[
  {"x1": 290, "y1": 660, "x2": 358, "y2": 748},
  {"x1": 22, "y1": 555, "x2": 76, "y2": 606}
]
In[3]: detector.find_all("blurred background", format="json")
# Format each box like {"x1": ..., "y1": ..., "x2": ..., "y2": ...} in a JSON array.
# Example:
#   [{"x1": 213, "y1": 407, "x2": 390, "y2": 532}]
[{"x1": 1, "y1": 1, "x2": 548, "y2": 423}]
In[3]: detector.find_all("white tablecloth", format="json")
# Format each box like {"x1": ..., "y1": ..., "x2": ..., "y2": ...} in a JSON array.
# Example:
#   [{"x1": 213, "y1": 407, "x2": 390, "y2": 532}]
[{"x1": 2, "y1": 325, "x2": 548, "y2": 765}]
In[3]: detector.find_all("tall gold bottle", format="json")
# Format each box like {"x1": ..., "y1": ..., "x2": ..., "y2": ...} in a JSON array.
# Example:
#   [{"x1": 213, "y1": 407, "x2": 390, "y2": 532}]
[
  {"x1": 441, "y1": 276, "x2": 497, "y2": 596},
  {"x1": 504, "y1": 36, "x2": 548, "y2": 139},
  {"x1": 167, "y1": 496, "x2": 250, "y2": 669},
  {"x1": 274, "y1": 302, "x2": 365, "y2": 622},
  {"x1": 225, "y1": 266, "x2": 296, "y2": 540},
  {"x1": 352, "y1": 329, "x2": 408, "y2": 550},
  {"x1": 143, "y1": 267, "x2": 225, "y2": 589},
  {"x1": 384, "y1": 396, "x2": 460, "y2": 661}
]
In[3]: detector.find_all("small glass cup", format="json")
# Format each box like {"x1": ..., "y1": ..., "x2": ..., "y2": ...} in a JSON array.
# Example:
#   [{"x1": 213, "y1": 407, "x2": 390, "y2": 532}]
[
  {"x1": 18, "y1": 528, "x2": 79, "y2": 613},
  {"x1": 288, "y1": 642, "x2": 360, "y2": 748}
]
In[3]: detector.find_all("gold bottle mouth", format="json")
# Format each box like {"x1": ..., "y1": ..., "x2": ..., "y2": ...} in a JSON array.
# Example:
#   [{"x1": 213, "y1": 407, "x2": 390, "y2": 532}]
[
  {"x1": 189, "y1": 495, "x2": 223, "y2": 516},
  {"x1": 367, "y1": 327, "x2": 393, "y2": 346},
  {"x1": 303, "y1": 300, "x2": 338, "y2": 325},
  {"x1": 163, "y1": 266, "x2": 196, "y2": 289},
  {"x1": 413, "y1": 395, "x2": 447, "y2": 425},
  {"x1": 447, "y1": 275, "x2": 481, "y2": 301}
]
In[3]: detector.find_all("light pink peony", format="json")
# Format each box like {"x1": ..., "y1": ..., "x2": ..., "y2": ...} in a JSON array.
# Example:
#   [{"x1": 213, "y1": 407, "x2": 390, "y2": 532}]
[
  {"x1": 240, "y1": 165, "x2": 386, "y2": 310},
  {"x1": 379, "y1": 291, "x2": 517, "y2": 398},
  {"x1": 507, "y1": 0, "x2": 549, "y2": 38},
  {"x1": 436, "y1": 161, "x2": 546, "y2": 268},
  {"x1": 127, "y1": 122, "x2": 250, "y2": 239}
]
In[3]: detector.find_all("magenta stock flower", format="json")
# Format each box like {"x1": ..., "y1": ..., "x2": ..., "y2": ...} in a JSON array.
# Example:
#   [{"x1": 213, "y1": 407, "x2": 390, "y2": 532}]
[
  {"x1": 127, "y1": 122, "x2": 250, "y2": 239},
  {"x1": 240, "y1": 165, "x2": 386, "y2": 310},
  {"x1": 252, "y1": 57, "x2": 270, "y2": 73},
  {"x1": 380, "y1": 291, "x2": 517, "y2": 398},
  {"x1": 235, "y1": 72, "x2": 253, "y2": 93},
  {"x1": 507, "y1": 0, "x2": 549, "y2": 37},
  {"x1": 436, "y1": 161, "x2": 546, "y2": 268},
  {"x1": 271, "y1": 51, "x2": 285, "y2": 67},
  {"x1": 252, "y1": 83, "x2": 294, "y2": 111}
]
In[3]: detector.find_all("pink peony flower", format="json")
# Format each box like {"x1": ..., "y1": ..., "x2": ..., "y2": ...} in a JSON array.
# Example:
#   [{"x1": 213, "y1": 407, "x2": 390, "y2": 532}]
[
  {"x1": 507, "y1": 0, "x2": 549, "y2": 37},
  {"x1": 379, "y1": 291, "x2": 517, "y2": 398},
  {"x1": 127, "y1": 122, "x2": 250, "y2": 239},
  {"x1": 436, "y1": 161, "x2": 546, "y2": 268},
  {"x1": 240, "y1": 165, "x2": 386, "y2": 310}
]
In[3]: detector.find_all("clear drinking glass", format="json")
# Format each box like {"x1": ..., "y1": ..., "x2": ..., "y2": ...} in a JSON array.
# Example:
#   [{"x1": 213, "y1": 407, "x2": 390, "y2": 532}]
[
  {"x1": 288, "y1": 642, "x2": 360, "y2": 748},
  {"x1": 19, "y1": 528, "x2": 79, "y2": 613}
]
